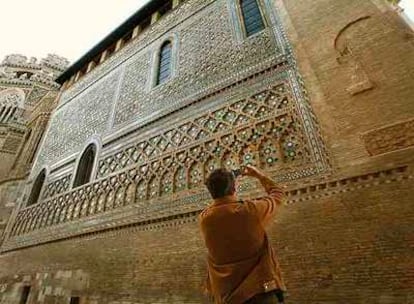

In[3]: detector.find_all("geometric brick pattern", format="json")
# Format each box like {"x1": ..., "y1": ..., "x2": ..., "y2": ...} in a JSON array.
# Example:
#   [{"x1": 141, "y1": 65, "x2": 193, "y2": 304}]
[
  {"x1": 98, "y1": 83, "x2": 304, "y2": 178},
  {"x1": 42, "y1": 174, "x2": 72, "y2": 200},
  {"x1": 10, "y1": 82, "x2": 313, "y2": 238}
]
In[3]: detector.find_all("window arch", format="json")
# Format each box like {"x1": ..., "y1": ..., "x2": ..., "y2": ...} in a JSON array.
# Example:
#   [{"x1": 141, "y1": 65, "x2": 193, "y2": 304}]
[
  {"x1": 73, "y1": 144, "x2": 96, "y2": 188},
  {"x1": 27, "y1": 169, "x2": 46, "y2": 206},
  {"x1": 156, "y1": 41, "x2": 173, "y2": 85},
  {"x1": 240, "y1": 0, "x2": 265, "y2": 37},
  {"x1": 0, "y1": 88, "x2": 25, "y2": 123}
]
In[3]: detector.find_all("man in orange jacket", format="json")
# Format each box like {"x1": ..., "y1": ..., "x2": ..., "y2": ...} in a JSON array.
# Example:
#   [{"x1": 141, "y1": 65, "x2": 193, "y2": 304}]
[{"x1": 200, "y1": 165, "x2": 286, "y2": 304}]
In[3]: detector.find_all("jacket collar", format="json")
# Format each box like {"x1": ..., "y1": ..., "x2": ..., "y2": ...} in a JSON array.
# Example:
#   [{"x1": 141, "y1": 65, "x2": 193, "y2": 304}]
[{"x1": 212, "y1": 195, "x2": 239, "y2": 206}]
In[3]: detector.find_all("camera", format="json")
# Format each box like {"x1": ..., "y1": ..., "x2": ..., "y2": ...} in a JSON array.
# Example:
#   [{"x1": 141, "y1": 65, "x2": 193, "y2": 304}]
[{"x1": 231, "y1": 166, "x2": 246, "y2": 178}]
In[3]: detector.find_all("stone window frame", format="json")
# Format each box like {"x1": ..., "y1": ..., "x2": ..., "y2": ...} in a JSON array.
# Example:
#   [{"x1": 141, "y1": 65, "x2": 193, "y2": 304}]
[
  {"x1": 148, "y1": 33, "x2": 179, "y2": 90},
  {"x1": 227, "y1": 0, "x2": 269, "y2": 42},
  {"x1": 71, "y1": 136, "x2": 102, "y2": 189}
]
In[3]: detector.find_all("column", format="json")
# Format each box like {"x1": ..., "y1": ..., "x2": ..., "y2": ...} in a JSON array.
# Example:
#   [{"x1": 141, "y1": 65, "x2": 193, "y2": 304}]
[
  {"x1": 100, "y1": 50, "x2": 108, "y2": 63},
  {"x1": 151, "y1": 11, "x2": 161, "y2": 24},
  {"x1": 115, "y1": 39, "x2": 124, "y2": 52},
  {"x1": 132, "y1": 25, "x2": 141, "y2": 39}
]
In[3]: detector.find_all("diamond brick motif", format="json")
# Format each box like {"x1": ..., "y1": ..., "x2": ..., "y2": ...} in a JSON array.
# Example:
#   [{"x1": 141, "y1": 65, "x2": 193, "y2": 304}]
[
  {"x1": 205, "y1": 118, "x2": 217, "y2": 131},
  {"x1": 172, "y1": 131, "x2": 182, "y2": 145},
  {"x1": 179, "y1": 123, "x2": 191, "y2": 133},
  {"x1": 234, "y1": 114, "x2": 249, "y2": 126},
  {"x1": 16, "y1": 79, "x2": 324, "y2": 240},
  {"x1": 214, "y1": 122, "x2": 229, "y2": 132},
  {"x1": 188, "y1": 124, "x2": 200, "y2": 138},
  {"x1": 157, "y1": 137, "x2": 169, "y2": 151},
  {"x1": 242, "y1": 102, "x2": 258, "y2": 116},
  {"x1": 132, "y1": 150, "x2": 141, "y2": 162},
  {"x1": 196, "y1": 130, "x2": 209, "y2": 140},
  {"x1": 144, "y1": 145, "x2": 155, "y2": 157},
  {"x1": 222, "y1": 110, "x2": 237, "y2": 124}
]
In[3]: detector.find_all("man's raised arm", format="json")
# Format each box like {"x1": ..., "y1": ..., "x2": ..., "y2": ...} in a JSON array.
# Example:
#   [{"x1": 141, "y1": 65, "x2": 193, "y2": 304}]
[{"x1": 243, "y1": 165, "x2": 286, "y2": 225}]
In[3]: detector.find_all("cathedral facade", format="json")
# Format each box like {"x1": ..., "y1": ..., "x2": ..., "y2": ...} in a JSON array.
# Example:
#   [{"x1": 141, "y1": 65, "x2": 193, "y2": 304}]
[{"x1": 0, "y1": 0, "x2": 413, "y2": 303}]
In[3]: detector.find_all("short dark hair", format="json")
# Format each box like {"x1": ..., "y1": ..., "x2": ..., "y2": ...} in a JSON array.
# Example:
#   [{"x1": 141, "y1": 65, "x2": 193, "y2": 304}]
[{"x1": 205, "y1": 168, "x2": 235, "y2": 199}]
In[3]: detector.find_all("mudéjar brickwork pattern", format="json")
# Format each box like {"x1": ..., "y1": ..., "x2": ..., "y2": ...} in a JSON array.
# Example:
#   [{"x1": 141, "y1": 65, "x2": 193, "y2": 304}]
[
  {"x1": 0, "y1": 0, "x2": 413, "y2": 303},
  {"x1": 7, "y1": 0, "x2": 329, "y2": 248}
]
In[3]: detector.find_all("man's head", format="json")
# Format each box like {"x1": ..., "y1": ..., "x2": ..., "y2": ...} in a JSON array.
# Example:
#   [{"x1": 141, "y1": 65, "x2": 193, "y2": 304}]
[{"x1": 205, "y1": 168, "x2": 236, "y2": 199}]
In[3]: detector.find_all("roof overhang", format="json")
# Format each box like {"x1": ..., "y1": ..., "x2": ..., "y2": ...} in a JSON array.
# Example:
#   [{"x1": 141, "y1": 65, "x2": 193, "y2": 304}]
[{"x1": 56, "y1": 0, "x2": 167, "y2": 85}]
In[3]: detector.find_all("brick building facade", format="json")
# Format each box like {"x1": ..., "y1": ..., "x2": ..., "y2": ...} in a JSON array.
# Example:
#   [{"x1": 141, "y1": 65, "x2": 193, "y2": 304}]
[{"x1": 0, "y1": 0, "x2": 413, "y2": 303}]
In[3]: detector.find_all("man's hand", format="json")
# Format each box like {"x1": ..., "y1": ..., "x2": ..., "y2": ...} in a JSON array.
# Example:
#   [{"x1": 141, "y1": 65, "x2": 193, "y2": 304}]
[
  {"x1": 242, "y1": 165, "x2": 265, "y2": 179},
  {"x1": 242, "y1": 165, "x2": 287, "y2": 225}
]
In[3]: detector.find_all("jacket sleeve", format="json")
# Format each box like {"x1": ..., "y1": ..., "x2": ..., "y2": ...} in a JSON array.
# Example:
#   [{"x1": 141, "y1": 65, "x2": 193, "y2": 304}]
[{"x1": 251, "y1": 174, "x2": 286, "y2": 226}]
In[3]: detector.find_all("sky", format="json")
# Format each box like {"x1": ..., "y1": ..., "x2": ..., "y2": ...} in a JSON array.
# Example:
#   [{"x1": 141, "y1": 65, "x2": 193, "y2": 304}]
[
  {"x1": 0, "y1": 0, "x2": 151, "y2": 63},
  {"x1": 0, "y1": 0, "x2": 413, "y2": 65}
]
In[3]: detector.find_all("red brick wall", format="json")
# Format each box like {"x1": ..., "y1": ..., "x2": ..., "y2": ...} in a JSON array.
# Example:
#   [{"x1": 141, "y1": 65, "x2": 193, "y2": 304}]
[
  {"x1": 278, "y1": 0, "x2": 414, "y2": 170},
  {"x1": 0, "y1": 174, "x2": 412, "y2": 303}
]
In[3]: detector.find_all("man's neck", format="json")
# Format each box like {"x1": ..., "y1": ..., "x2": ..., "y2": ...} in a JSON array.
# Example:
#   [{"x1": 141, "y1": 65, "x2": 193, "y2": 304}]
[{"x1": 213, "y1": 194, "x2": 238, "y2": 205}]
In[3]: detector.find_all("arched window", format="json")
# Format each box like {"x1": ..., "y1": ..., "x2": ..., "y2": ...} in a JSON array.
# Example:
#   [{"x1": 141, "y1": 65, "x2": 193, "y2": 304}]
[
  {"x1": 0, "y1": 88, "x2": 25, "y2": 123},
  {"x1": 240, "y1": 0, "x2": 265, "y2": 37},
  {"x1": 73, "y1": 144, "x2": 96, "y2": 188},
  {"x1": 27, "y1": 169, "x2": 46, "y2": 206},
  {"x1": 156, "y1": 41, "x2": 173, "y2": 85}
]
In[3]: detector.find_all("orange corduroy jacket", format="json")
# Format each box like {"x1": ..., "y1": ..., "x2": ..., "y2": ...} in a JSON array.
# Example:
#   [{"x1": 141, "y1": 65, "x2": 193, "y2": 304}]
[{"x1": 199, "y1": 176, "x2": 286, "y2": 304}]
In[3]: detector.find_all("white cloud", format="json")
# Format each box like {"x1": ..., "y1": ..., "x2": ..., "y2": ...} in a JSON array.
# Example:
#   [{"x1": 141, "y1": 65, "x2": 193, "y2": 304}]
[
  {"x1": 400, "y1": 0, "x2": 414, "y2": 21},
  {"x1": 0, "y1": 0, "x2": 151, "y2": 63}
]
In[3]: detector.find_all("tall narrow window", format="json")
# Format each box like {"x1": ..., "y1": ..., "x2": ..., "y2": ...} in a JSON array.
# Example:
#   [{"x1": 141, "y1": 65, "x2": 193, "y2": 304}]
[
  {"x1": 240, "y1": 0, "x2": 265, "y2": 37},
  {"x1": 70, "y1": 297, "x2": 80, "y2": 304},
  {"x1": 19, "y1": 286, "x2": 31, "y2": 304},
  {"x1": 156, "y1": 41, "x2": 172, "y2": 85},
  {"x1": 27, "y1": 169, "x2": 46, "y2": 206},
  {"x1": 73, "y1": 144, "x2": 96, "y2": 188}
]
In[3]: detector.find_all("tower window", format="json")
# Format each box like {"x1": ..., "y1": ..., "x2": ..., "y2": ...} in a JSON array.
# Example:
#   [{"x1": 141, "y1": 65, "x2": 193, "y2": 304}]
[
  {"x1": 27, "y1": 169, "x2": 46, "y2": 206},
  {"x1": 156, "y1": 41, "x2": 173, "y2": 85},
  {"x1": 73, "y1": 144, "x2": 96, "y2": 188},
  {"x1": 19, "y1": 286, "x2": 31, "y2": 304},
  {"x1": 240, "y1": 0, "x2": 265, "y2": 37},
  {"x1": 70, "y1": 297, "x2": 80, "y2": 304}
]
